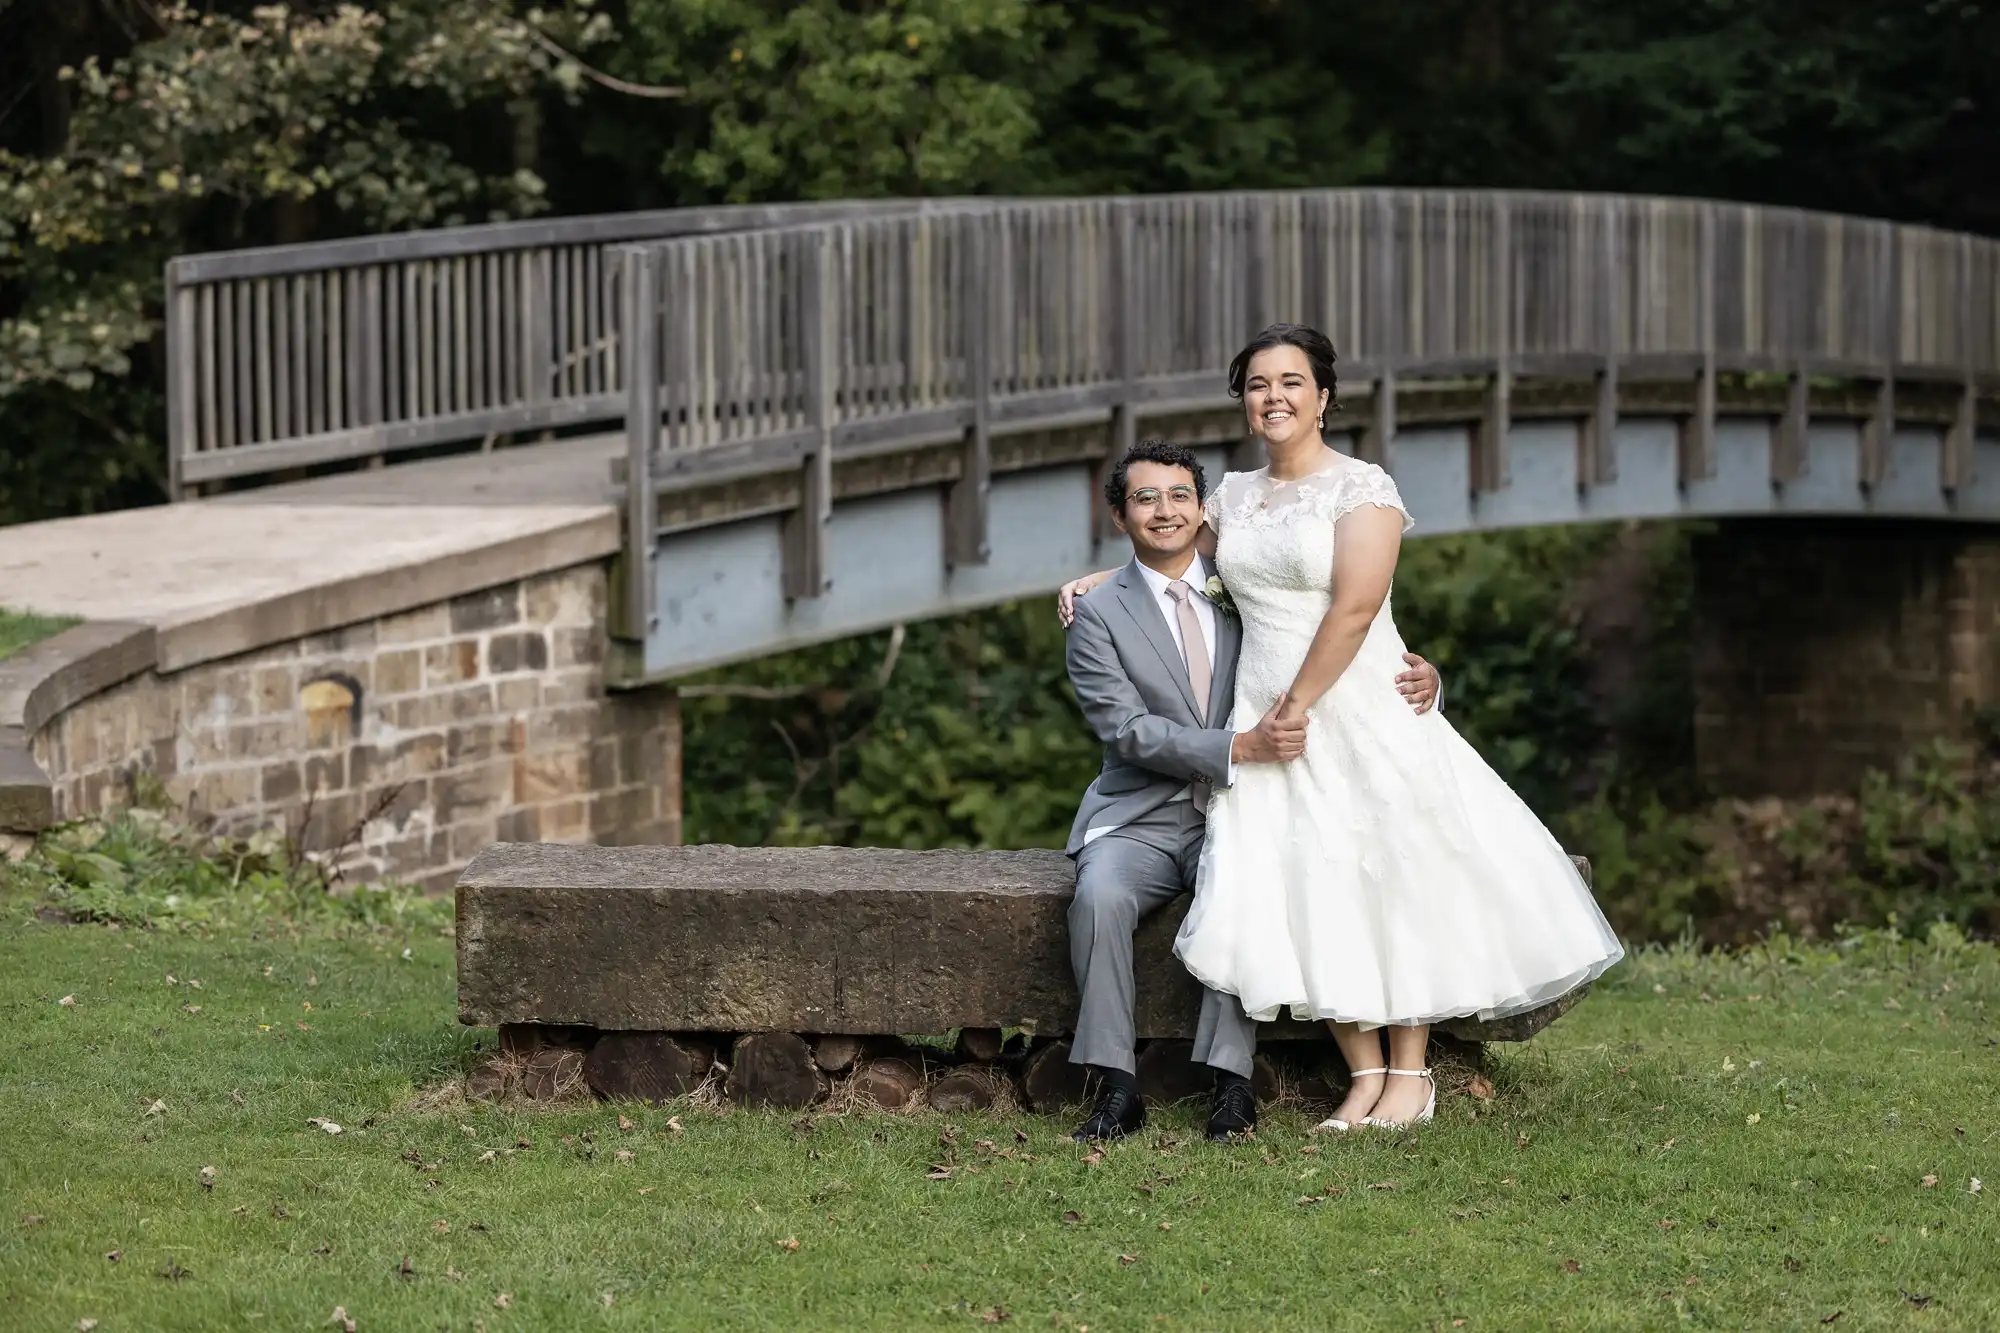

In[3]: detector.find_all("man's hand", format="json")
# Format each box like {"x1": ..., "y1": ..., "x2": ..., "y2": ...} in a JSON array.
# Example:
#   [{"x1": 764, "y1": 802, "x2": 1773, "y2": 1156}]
[
  {"x1": 1395, "y1": 652, "x2": 1440, "y2": 714},
  {"x1": 1232, "y1": 691, "x2": 1309, "y2": 763}
]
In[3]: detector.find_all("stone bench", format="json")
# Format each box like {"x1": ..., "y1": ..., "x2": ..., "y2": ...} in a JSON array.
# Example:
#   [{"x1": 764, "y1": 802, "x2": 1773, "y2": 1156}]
[{"x1": 455, "y1": 843, "x2": 1593, "y2": 1109}]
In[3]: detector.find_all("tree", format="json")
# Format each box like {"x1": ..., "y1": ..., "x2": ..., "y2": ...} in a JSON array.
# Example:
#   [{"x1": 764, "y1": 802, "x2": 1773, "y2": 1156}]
[
  {"x1": 602, "y1": 0, "x2": 1045, "y2": 204},
  {"x1": 0, "y1": 0, "x2": 608, "y2": 522}
]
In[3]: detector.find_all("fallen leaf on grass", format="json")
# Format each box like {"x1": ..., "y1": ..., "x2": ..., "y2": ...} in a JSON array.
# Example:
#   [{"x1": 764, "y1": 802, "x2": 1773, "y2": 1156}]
[
  {"x1": 666, "y1": 1116, "x2": 684, "y2": 1136},
  {"x1": 397, "y1": 1256, "x2": 414, "y2": 1278},
  {"x1": 777, "y1": 1237, "x2": 800, "y2": 1252},
  {"x1": 307, "y1": 1118, "x2": 342, "y2": 1135},
  {"x1": 601, "y1": 1292, "x2": 615, "y2": 1307},
  {"x1": 59, "y1": 995, "x2": 76, "y2": 1007},
  {"x1": 980, "y1": 1307, "x2": 1009, "y2": 1324},
  {"x1": 143, "y1": 1100, "x2": 167, "y2": 1118},
  {"x1": 445, "y1": 1268, "x2": 465, "y2": 1281},
  {"x1": 1118, "y1": 1254, "x2": 1139, "y2": 1267},
  {"x1": 327, "y1": 1309, "x2": 356, "y2": 1333},
  {"x1": 1296, "y1": 1195, "x2": 1327, "y2": 1206},
  {"x1": 1158, "y1": 1221, "x2": 1172, "y2": 1231},
  {"x1": 433, "y1": 1219, "x2": 450, "y2": 1235},
  {"x1": 21, "y1": 1214, "x2": 45, "y2": 1227},
  {"x1": 1061, "y1": 1210, "x2": 1082, "y2": 1224},
  {"x1": 1746, "y1": 1113, "x2": 1761, "y2": 1125},
  {"x1": 157, "y1": 1260, "x2": 191, "y2": 1281},
  {"x1": 1903, "y1": 1291, "x2": 1933, "y2": 1309},
  {"x1": 1014, "y1": 1129, "x2": 1030, "y2": 1144},
  {"x1": 1367, "y1": 1181, "x2": 1398, "y2": 1191},
  {"x1": 103, "y1": 1248, "x2": 120, "y2": 1263},
  {"x1": 618, "y1": 1115, "x2": 635, "y2": 1132},
  {"x1": 638, "y1": 1188, "x2": 655, "y2": 1196},
  {"x1": 1656, "y1": 1219, "x2": 1676, "y2": 1230},
  {"x1": 1562, "y1": 1259, "x2": 1581, "y2": 1274},
  {"x1": 1921, "y1": 1174, "x2": 1939, "y2": 1188},
  {"x1": 1969, "y1": 1178, "x2": 1983, "y2": 1194},
  {"x1": 1785, "y1": 1256, "x2": 1804, "y2": 1272},
  {"x1": 1820, "y1": 1313, "x2": 1843, "y2": 1325},
  {"x1": 312, "y1": 1244, "x2": 332, "y2": 1257},
  {"x1": 1082, "y1": 1149, "x2": 1105, "y2": 1167},
  {"x1": 615, "y1": 1150, "x2": 634, "y2": 1164},
  {"x1": 494, "y1": 1292, "x2": 512, "y2": 1308},
  {"x1": 78, "y1": 1320, "x2": 98, "y2": 1332},
  {"x1": 198, "y1": 1166, "x2": 216, "y2": 1191},
  {"x1": 476, "y1": 1150, "x2": 496, "y2": 1163},
  {"x1": 1467, "y1": 1074, "x2": 1495, "y2": 1101},
  {"x1": 926, "y1": 1167, "x2": 953, "y2": 1181}
]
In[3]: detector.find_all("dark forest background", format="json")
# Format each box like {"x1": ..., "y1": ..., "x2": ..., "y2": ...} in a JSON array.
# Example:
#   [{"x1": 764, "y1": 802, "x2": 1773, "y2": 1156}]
[{"x1": 4, "y1": 0, "x2": 1997, "y2": 940}]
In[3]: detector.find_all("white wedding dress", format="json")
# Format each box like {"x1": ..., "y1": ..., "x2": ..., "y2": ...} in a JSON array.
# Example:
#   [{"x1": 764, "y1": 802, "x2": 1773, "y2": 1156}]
[{"x1": 1175, "y1": 458, "x2": 1625, "y2": 1028}]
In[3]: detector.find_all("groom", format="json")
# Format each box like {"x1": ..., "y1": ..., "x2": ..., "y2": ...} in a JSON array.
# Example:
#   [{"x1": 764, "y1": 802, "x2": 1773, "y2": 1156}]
[{"x1": 1062, "y1": 438, "x2": 1441, "y2": 1143}]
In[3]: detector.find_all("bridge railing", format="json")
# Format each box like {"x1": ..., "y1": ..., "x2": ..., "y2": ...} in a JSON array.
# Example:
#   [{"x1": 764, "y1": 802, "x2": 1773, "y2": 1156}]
[
  {"x1": 162, "y1": 200, "x2": 949, "y2": 492},
  {"x1": 606, "y1": 190, "x2": 1999, "y2": 632}
]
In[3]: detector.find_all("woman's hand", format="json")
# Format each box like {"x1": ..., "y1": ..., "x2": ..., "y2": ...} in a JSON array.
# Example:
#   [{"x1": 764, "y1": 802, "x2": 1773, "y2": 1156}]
[{"x1": 1057, "y1": 570, "x2": 1115, "y2": 626}]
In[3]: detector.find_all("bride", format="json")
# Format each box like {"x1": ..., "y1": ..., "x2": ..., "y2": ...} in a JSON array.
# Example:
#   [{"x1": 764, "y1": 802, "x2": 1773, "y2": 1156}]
[{"x1": 1059, "y1": 323, "x2": 1624, "y2": 1129}]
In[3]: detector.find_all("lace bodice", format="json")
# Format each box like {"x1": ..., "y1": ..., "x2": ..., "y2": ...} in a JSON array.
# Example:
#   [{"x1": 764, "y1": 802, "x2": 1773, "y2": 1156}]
[{"x1": 1204, "y1": 458, "x2": 1414, "y2": 718}]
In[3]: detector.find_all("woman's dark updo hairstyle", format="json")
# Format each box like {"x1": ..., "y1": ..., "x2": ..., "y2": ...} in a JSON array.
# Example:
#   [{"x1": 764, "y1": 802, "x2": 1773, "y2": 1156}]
[{"x1": 1226, "y1": 322, "x2": 1339, "y2": 416}]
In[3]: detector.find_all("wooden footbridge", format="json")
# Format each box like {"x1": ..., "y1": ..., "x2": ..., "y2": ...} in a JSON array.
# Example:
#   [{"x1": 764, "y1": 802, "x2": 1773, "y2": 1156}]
[{"x1": 164, "y1": 190, "x2": 2000, "y2": 683}]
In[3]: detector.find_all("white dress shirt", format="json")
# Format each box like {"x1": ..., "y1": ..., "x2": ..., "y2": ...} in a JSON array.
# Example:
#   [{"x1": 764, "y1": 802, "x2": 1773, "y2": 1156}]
[{"x1": 1082, "y1": 555, "x2": 1228, "y2": 846}]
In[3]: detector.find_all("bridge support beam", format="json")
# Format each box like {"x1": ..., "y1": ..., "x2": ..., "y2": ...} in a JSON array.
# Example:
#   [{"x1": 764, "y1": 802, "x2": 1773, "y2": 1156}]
[{"x1": 1693, "y1": 518, "x2": 2000, "y2": 797}]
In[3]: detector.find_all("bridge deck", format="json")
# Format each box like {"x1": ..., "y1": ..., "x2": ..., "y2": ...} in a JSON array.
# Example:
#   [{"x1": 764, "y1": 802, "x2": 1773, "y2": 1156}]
[{"x1": 0, "y1": 492, "x2": 617, "y2": 673}]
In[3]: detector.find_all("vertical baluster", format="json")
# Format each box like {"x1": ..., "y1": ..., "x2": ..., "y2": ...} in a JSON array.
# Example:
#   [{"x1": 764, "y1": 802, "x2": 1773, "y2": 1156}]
[
  {"x1": 253, "y1": 278, "x2": 273, "y2": 445},
  {"x1": 415, "y1": 262, "x2": 434, "y2": 419},
  {"x1": 327, "y1": 269, "x2": 345, "y2": 434},
  {"x1": 383, "y1": 265, "x2": 403, "y2": 424},
  {"x1": 452, "y1": 256, "x2": 469, "y2": 415},
  {"x1": 166, "y1": 267, "x2": 199, "y2": 498},
  {"x1": 216, "y1": 280, "x2": 237, "y2": 451},
  {"x1": 274, "y1": 276, "x2": 294, "y2": 438}
]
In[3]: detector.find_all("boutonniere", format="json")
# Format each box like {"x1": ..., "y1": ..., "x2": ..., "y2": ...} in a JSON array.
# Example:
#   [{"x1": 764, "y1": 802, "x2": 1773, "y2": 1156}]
[{"x1": 1203, "y1": 574, "x2": 1237, "y2": 617}]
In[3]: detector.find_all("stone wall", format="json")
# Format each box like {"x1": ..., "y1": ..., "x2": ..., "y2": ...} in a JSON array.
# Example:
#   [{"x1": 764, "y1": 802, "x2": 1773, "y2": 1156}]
[
  {"x1": 1694, "y1": 518, "x2": 2000, "y2": 797},
  {"x1": 30, "y1": 563, "x2": 679, "y2": 891}
]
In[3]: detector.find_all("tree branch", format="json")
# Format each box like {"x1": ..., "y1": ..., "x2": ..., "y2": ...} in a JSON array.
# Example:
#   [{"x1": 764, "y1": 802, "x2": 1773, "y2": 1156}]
[{"x1": 525, "y1": 25, "x2": 687, "y2": 100}]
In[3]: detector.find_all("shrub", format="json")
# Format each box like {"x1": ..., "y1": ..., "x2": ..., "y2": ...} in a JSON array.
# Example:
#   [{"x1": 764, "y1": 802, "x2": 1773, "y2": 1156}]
[{"x1": 4, "y1": 806, "x2": 449, "y2": 932}]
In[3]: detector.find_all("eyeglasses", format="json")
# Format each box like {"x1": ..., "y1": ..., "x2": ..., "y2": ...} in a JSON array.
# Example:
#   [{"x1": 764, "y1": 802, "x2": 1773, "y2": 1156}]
[{"x1": 1126, "y1": 485, "x2": 1198, "y2": 508}]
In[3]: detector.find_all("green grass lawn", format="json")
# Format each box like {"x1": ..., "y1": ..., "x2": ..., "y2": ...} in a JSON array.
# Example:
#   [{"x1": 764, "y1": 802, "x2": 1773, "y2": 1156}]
[
  {"x1": 0, "y1": 607, "x2": 79, "y2": 662},
  {"x1": 1, "y1": 899, "x2": 1995, "y2": 1332}
]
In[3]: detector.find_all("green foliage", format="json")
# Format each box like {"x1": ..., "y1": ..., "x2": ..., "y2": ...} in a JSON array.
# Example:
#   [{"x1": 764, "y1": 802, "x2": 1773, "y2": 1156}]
[
  {"x1": 0, "y1": 0, "x2": 605, "y2": 523},
  {"x1": 0, "y1": 605, "x2": 80, "y2": 660},
  {"x1": 611, "y1": 0, "x2": 1044, "y2": 202},
  {"x1": 5, "y1": 805, "x2": 450, "y2": 932},
  {"x1": 684, "y1": 602, "x2": 1099, "y2": 849},
  {"x1": 1560, "y1": 732, "x2": 2000, "y2": 946},
  {"x1": 997, "y1": 2, "x2": 1386, "y2": 195}
]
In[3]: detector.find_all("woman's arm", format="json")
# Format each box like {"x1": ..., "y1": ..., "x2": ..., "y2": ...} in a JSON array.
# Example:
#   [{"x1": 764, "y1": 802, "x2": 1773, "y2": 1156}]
[
  {"x1": 1056, "y1": 568, "x2": 1120, "y2": 626},
  {"x1": 1277, "y1": 505, "x2": 1404, "y2": 721}
]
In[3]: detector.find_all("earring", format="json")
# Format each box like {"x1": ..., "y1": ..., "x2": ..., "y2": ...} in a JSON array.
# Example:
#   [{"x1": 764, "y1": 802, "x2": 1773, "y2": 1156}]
[{"x1": 1317, "y1": 413, "x2": 1325, "y2": 429}]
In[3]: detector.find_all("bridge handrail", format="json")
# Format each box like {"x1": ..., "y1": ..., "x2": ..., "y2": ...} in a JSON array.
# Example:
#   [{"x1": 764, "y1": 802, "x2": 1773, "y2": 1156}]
[
  {"x1": 166, "y1": 189, "x2": 1999, "y2": 522},
  {"x1": 162, "y1": 198, "x2": 974, "y2": 492}
]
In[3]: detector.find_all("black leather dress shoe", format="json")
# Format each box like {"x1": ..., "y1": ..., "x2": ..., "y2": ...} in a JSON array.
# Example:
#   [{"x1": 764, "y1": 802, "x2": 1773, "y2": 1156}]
[
  {"x1": 1205, "y1": 1080, "x2": 1257, "y2": 1141},
  {"x1": 1071, "y1": 1084, "x2": 1146, "y2": 1142}
]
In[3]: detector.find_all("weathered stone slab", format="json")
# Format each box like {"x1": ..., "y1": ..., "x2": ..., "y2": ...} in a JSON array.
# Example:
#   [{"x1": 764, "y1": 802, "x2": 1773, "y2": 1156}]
[{"x1": 455, "y1": 843, "x2": 1592, "y2": 1044}]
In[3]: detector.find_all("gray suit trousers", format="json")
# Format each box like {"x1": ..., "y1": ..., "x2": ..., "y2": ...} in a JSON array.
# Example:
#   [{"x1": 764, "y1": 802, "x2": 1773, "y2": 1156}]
[{"x1": 1067, "y1": 800, "x2": 1258, "y2": 1079}]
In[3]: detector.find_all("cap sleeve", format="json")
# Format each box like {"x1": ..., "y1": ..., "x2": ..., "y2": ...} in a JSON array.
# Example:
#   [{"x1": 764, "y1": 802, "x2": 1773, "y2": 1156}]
[
  {"x1": 1202, "y1": 472, "x2": 1231, "y2": 532},
  {"x1": 1331, "y1": 463, "x2": 1414, "y2": 532}
]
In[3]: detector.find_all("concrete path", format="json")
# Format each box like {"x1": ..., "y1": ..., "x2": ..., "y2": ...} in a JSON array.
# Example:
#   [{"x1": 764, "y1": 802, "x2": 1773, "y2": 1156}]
[{"x1": 0, "y1": 438, "x2": 622, "y2": 671}]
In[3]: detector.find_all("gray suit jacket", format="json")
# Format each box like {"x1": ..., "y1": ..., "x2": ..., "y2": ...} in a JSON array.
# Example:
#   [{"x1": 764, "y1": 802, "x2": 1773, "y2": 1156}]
[{"x1": 1064, "y1": 558, "x2": 1241, "y2": 857}]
